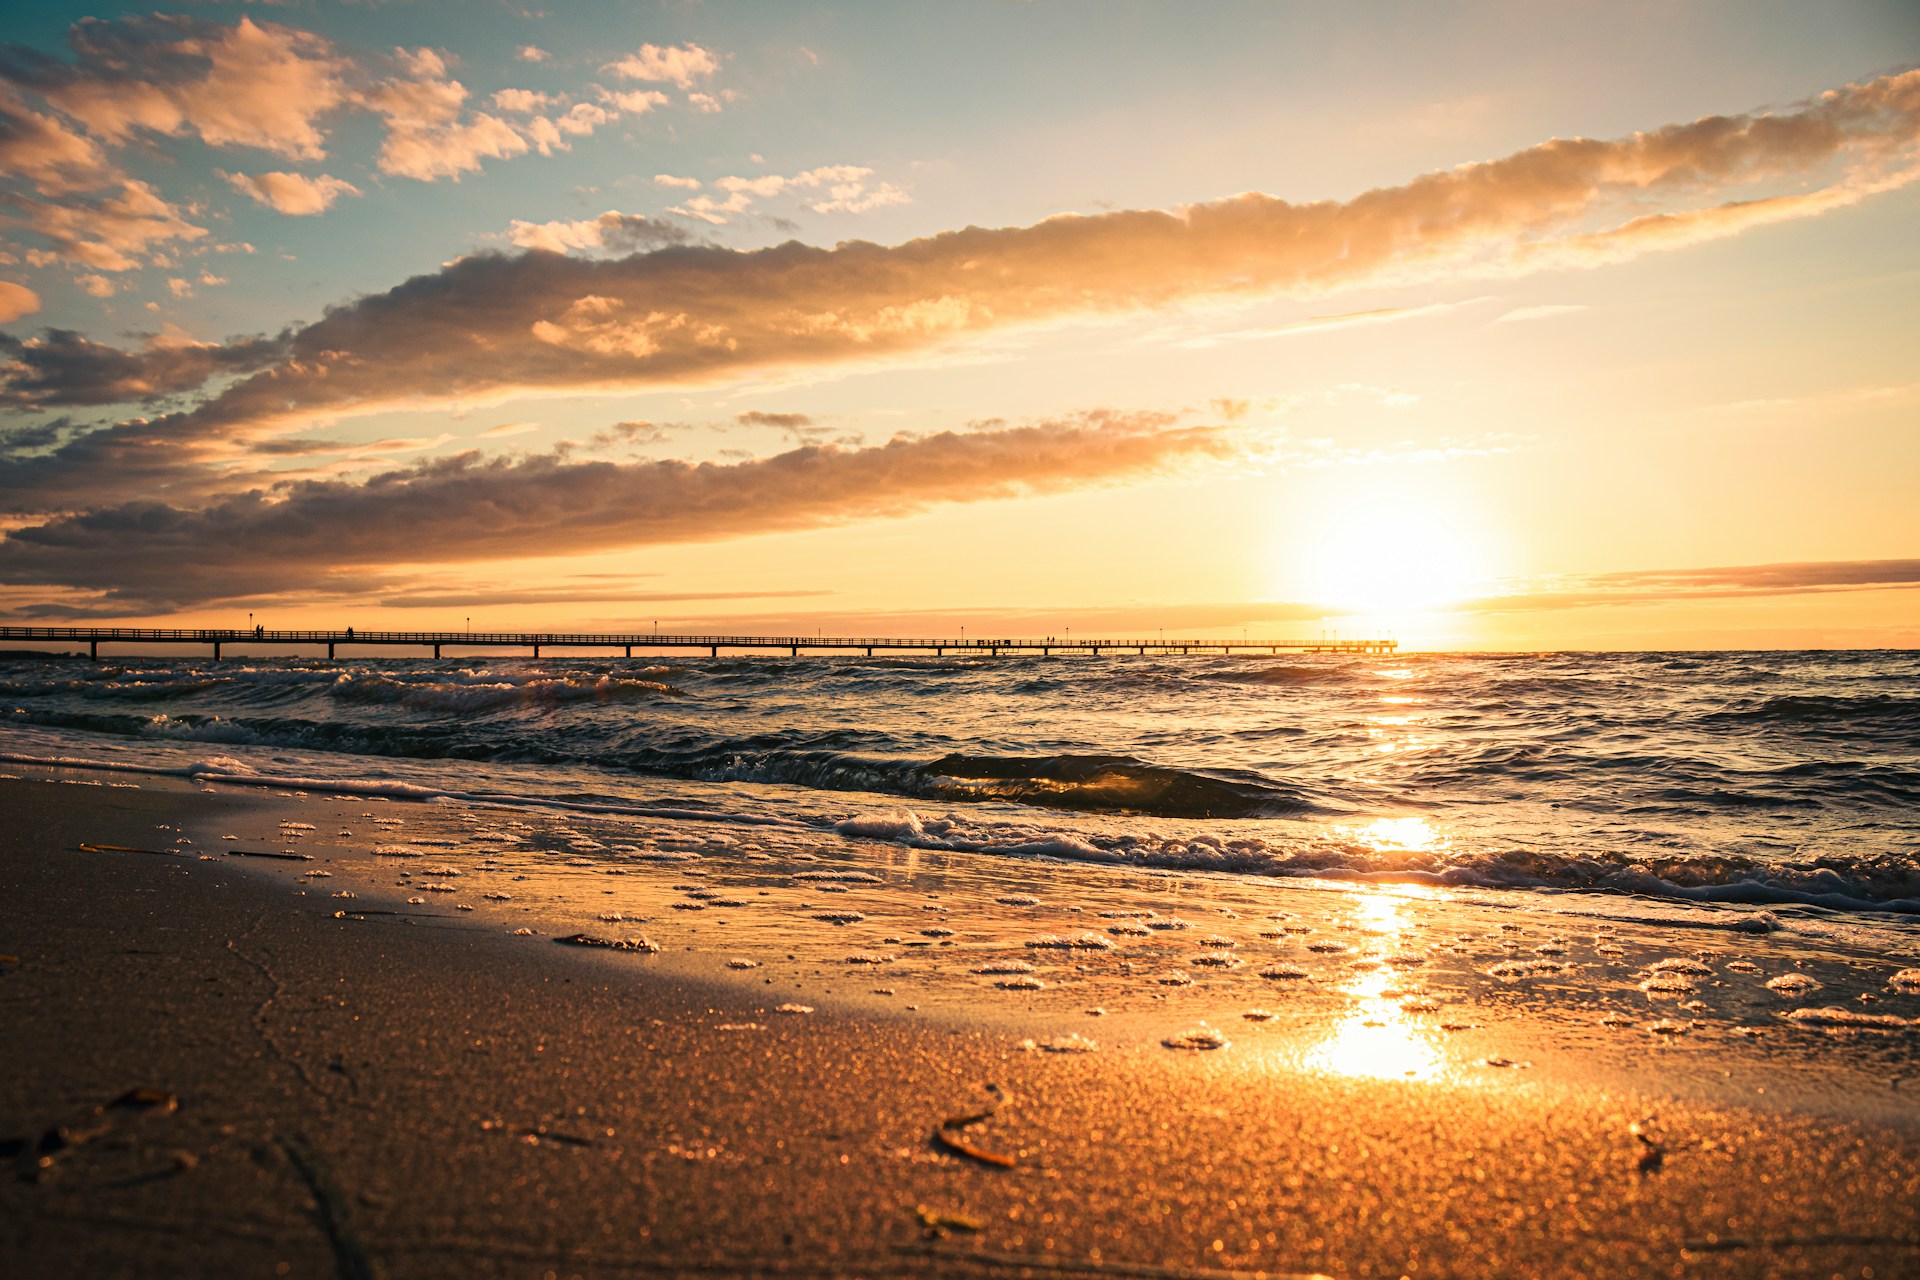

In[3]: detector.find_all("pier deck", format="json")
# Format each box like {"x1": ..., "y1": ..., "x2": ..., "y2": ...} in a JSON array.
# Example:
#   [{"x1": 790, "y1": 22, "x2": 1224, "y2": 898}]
[{"x1": 0, "y1": 626, "x2": 1395, "y2": 661}]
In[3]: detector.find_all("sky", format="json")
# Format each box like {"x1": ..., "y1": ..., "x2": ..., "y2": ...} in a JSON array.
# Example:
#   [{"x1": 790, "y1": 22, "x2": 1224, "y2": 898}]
[{"x1": 0, "y1": 0, "x2": 1917, "y2": 650}]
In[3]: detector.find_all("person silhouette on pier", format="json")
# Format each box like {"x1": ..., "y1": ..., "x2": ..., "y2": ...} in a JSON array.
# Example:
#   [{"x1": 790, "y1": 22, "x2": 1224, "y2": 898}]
[{"x1": 346, "y1": 626, "x2": 354, "y2": 640}]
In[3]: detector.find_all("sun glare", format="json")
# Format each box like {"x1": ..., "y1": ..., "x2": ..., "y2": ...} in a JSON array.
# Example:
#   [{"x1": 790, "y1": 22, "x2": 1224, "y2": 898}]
[{"x1": 1295, "y1": 502, "x2": 1486, "y2": 615}]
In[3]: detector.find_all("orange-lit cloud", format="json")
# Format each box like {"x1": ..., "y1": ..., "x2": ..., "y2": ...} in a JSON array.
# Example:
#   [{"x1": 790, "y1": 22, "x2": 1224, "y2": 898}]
[
  {"x1": 224, "y1": 170, "x2": 361, "y2": 216},
  {"x1": 0, "y1": 412, "x2": 1242, "y2": 606},
  {"x1": 18, "y1": 67, "x2": 1909, "y2": 436},
  {"x1": 0, "y1": 280, "x2": 38, "y2": 323}
]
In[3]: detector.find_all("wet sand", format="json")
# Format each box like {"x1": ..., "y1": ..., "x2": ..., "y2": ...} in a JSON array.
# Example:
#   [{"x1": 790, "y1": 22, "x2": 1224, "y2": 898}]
[{"x1": 4, "y1": 775, "x2": 1919, "y2": 1279}]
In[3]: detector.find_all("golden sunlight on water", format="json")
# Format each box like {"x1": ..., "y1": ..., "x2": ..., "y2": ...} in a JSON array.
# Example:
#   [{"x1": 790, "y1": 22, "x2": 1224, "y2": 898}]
[
  {"x1": 1304, "y1": 892, "x2": 1450, "y2": 1083},
  {"x1": 1340, "y1": 815, "x2": 1447, "y2": 855}
]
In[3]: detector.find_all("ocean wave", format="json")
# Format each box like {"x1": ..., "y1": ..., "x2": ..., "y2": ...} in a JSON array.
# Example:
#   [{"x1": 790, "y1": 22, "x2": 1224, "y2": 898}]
[
  {"x1": 327, "y1": 671, "x2": 682, "y2": 713},
  {"x1": 824, "y1": 805, "x2": 1920, "y2": 915}
]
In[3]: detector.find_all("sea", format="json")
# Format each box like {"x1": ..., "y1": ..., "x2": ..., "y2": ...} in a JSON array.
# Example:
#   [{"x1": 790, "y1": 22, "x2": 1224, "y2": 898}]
[
  {"x1": 8, "y1": 645, "x2": 1920, "y2": 1091},
  {"x1": 2, "y1": 647, "x2": 1917, "y2": 914}
]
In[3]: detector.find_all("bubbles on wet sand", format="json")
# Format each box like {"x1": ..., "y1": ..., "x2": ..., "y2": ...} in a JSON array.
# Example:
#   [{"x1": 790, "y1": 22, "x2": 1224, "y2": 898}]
[
  {"x1": 996, "y1": 976, "x2": 1046, "y2": 991},
  {"x1": 972, "y1": 961, "x2": 1036, "y2": 976},
  {"x1": 1162, "y1": 1027, "x2": 1228, "y2": 1051},
  {"x1": 1026, "y1": 932, "x2": 1115, "y2": 951}
]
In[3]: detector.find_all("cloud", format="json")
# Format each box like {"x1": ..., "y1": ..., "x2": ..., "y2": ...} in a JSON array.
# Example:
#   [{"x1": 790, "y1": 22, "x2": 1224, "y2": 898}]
[
  {"x1": 0, "y1": 412, "x2": 1241, "y2": 607},
  {"x1": 522, "y1": 102, "x2": 613, "y2": 156},
  {"x1": 0, "y1": 96, "x2": 115, "y2": 196},
  {"x1": 0, "y1": 279, "x2": 38, "y2": 323},
  {"x1": 224, "y1": 170, "x2": 361, "y2": 216},
  {"x1": 1165, "y1": 299, "x2": 1479, "y2": 349},
  {"x1": 1493, "y1": 303, "x2": 1587, "y2": 324},
  {"x1": 8, "y1": 68, "x2": 1919, "y2": 513},
  {"x1": 671, "y1": 164, "x2": 908, "y2": 224},
  {"x1": 0, "y1": 328, "x2": 283, "y2": 408},
  {"x1": 74, "y1": 273, "x2": 112, "y2": 297},
  {"x1": 7, "y1": 178, "x2": 204, "y2": 271},
  {"x1": 516, "y1": 46, "x2": 550, "y2": 65},
  {"x1": 735, "y1": 411, "x2": 815, "y2": 430},
  {"x1": 380, "y1": 585, "x2": 832, "y2": 610},
  {"x1": 1471, "y1": 558, "x2": 1920, "y2": 614},
  {"x1": 605, "y1": 43, "x2": 718, "y2": 90},
  {"x1": 507, "y1": 210, "x2": 692, "y2": 254},
  {"x1": 601, "y1": 89, "x2": 668, "y2": 115},
  {"x1": 491, "y1": 88, "x2": 555, "y2": 114},
  {"x1": 653, "y1": 173, "x2": 701, "y2": 190},
  {"x1": 478, "y1": 421, "x2": 539, "y2": 438},
  {"x1": 0, "y1": 14, "x2": 349, "y2": 160}
]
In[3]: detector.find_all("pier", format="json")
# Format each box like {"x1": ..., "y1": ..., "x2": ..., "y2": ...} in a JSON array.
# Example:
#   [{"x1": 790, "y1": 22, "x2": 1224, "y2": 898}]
[{"x1": 0, "y1": 626, "x2": 1395, "y2": 661}]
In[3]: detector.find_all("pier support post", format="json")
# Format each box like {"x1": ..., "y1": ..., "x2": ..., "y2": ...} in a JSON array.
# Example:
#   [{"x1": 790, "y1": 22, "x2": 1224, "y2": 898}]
[
  {"x1": 791, "y1": 645, "x2": 798, "y2": 657},
  {"x1": 327, "y1": 643, "x2": 334, "y2": 660},
  {"x1": 625, "y1": 645, "x2": 631, "y2": 658},
  {"x1": 212, "y1": 641, "x2": 221, "y2": 661},
  {"x1": 433, "y1": 644, "x2": 440, "y2": 659},
  {"x1": 89, "y1": 640, "x2": 97, "y2": 661},
  {"x1": 533, "y1": 644, "x2": 540, "y2": 659},
  {"x1": 710, "y1": 645, "x2": 717, "y2": 657}
]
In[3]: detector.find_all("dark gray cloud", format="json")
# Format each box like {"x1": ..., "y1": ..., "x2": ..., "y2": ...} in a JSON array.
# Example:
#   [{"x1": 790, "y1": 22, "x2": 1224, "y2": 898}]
[
  {"x1": 0, "y1": 328, "x2": 284, "y2": 408},
  {"x1": 0, "y1": 412, "x2": 1238, "y2": 609}
]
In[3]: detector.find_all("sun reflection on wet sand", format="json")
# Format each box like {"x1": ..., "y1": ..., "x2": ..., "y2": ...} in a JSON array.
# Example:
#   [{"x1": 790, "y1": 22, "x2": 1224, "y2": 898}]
[{"x1": 1304, "y1": 892, "x2": 1451, "y2": 1082}]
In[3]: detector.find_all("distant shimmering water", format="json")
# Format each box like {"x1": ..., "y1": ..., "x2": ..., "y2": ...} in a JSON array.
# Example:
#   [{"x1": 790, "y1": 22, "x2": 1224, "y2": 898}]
[{"x1": 2, "y1": 648, "x2": 1917, "y2": 913}]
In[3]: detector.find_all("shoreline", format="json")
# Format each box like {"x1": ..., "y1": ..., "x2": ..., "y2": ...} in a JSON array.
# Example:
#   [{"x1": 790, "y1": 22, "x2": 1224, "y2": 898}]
[{"x1": 4, "y1": 775, "x2": 1920, "y2": 1277}]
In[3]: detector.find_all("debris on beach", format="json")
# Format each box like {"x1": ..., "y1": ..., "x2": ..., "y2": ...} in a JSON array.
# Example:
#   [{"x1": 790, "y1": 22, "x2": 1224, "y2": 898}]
[
  {"x1": 1106, "y1": 923, "x2": 1151, "y2": 937},
  {"x1": 1630, "y1": 1119, "x2": 1666, "y2": 1174},
  {"x1": 812, "y1": 910, "x2": 866, "y2": 925},
  {"x1": 1243, "y1": 1009, "x2": 1276, "y2": 1021},
  {"x1": 727, "y1": 959, "x2": 760, "y2": 969},
  {"x1": 1162, "y1": 1027, "x2": 1228, "y2": 1051},
  {"x1": 1144, "y1": 917, "x2": 1190, "y2": 931},
  {"x1": 932, "y1": 1083, "x2": 1016, "y2": 1167},
  {"x1": 479, "y1": 1119, "x2": 597, "y2": 1147},
  {"x1": 1018, "y1": 1034, "x2": 1098, "y2": 1053},
  {"x1": 775, "y1": 1003, "x2": 814, "y2": 1015},
  {"x1": 971, "y1": 961, "x2": 1036, "y2": 975},
  {"x1": 915, "y1": 1204, "x2": 985, "y2": 1236},
  {"x1": 555, "y1": 933, "x2": 660, "y2": 953},
  {"x1": 1782, "y1": 1006, "x2": 1916, "y2": 1030},
  {"x1": 1258, "y1": 966, "x2": 1310, "y2": 981},
  {"x1": 1765, "y1": 973, "x2": 1821, "y2": 996},
  {"x1": 996, "y1": 977, "x2": 1045, "y2": 990},
  {"x1": 995, "y1": 895, "x2": 1040, "y2": 907},
  {"x1": 1891, "y1": 969, "x2": 1920, "y2": 993}
]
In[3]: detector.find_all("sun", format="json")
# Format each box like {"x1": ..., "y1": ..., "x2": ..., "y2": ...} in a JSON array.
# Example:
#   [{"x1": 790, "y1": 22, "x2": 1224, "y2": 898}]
[{"x1": 1283, "y1": 484, "x2": 1493, "y2": 617}]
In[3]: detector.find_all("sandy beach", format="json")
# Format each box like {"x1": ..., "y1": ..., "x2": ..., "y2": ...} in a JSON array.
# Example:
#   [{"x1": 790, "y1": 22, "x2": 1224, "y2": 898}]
[{"x1": 2, "y1": 772, "x2": 1918, "y2": 1279}]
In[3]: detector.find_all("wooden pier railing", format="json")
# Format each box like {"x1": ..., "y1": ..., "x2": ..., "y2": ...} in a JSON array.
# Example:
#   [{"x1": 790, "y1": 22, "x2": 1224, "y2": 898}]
[{"x1": 0, "y1": 626, "x2": 1396, "y2": 661}]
